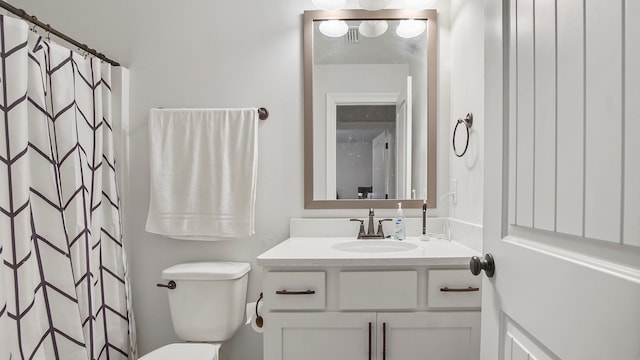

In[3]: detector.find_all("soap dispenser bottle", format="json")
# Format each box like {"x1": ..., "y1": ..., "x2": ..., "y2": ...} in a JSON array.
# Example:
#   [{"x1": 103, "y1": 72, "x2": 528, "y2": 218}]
[{"x1": 393, "y1": 202, "x2": 406, "y2": 240}]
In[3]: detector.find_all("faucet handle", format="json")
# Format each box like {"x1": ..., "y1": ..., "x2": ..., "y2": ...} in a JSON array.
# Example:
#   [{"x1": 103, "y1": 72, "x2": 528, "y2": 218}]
[
  {"x1": 350, "y1": 219, "x2": 366, "y2": 239},
  {"x1": 377, "y1": 218, "x2": 393, "y2": 237}
]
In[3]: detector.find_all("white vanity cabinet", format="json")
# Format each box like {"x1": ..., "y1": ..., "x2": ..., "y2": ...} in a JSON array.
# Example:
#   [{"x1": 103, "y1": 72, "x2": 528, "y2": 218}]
[
  {"x1": 261, "y1": 268, "x2": 481, "y2": 360},
  {"x1": 377, "y1": 312, "x2": 480, "y2": 360},
  {"x1": 265, "y1": 312, "x2": 375, "y2": 360}
]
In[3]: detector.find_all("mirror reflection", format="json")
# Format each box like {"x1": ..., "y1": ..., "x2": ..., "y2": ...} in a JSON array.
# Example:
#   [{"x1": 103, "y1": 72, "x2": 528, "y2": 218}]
[
  {"x1": 305, "y1": 10, "x2": 437, "y2": 208},
  {"x1": 336, "y1": 104, "x2": 396, "y2": 200}
]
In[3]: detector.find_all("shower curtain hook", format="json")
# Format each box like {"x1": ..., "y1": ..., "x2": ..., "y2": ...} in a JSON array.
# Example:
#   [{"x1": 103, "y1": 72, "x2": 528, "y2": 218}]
[
  {"x1": 45, "y1": 24, "x2": 52, "y2": 41},
  {"x1": 29, "y1": 15, "x2": 38, "y2": 33},
  {"x1": 79, "y1": 44, "x2": 89, "y2": 59}
]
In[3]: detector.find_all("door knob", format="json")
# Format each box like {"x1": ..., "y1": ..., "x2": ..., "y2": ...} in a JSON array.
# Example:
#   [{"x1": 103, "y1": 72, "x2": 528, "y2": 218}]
[{"x1": 470, "y1": 254, "x2": 495, "y2": 278}]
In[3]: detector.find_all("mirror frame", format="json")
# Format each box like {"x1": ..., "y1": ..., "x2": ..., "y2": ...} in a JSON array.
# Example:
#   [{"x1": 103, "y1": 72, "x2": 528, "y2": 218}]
[{"x1": 304, "y1": 9, "x2": 438, "y2": 209}]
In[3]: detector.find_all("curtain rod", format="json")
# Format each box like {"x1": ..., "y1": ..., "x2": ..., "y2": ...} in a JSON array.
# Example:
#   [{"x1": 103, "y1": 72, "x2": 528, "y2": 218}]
[{"x1": 0, "y1": 0, "x2": 120, "y2": 66}]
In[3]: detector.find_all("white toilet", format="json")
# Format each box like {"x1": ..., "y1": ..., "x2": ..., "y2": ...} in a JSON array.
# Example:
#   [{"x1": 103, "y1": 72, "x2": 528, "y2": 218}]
[{"x1": 140, "y1": 261, "x2": 251, "y2": 360}]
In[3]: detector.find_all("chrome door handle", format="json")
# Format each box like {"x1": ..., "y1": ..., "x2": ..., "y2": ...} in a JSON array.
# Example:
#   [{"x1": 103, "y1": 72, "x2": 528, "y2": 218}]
[{"x1": 470, "y1": 254, "x2": 495, "y2": 277}]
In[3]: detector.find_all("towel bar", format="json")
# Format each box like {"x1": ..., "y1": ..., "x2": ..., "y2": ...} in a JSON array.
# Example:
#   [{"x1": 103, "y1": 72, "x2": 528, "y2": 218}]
[
  {"x1": 153, "y1": 107, "x2": 269, "y2": 120},
  {"x1": 257, "y1": 107, "x2": 269, "y2": 120}
]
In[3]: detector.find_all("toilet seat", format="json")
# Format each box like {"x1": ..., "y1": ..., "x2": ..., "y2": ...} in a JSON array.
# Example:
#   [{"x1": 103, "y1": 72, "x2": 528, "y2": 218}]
[{"x1": 139, "y1": 343, "x2": 221, "y2": 360}]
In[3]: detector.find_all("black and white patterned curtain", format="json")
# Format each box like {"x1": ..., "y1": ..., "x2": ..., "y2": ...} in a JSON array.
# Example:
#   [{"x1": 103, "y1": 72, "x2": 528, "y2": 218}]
[{"x1": 0, "y1": 16, "x2": 135, "y2": 359}]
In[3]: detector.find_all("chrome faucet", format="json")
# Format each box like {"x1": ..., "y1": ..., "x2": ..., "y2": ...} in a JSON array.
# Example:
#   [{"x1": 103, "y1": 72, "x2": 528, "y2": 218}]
[
  {"x1": 366, "y1": 208, "x2": 376, "y2": 235},
  {"x1": 350, "y1": 208, "x2": 392, "y2": 239}
]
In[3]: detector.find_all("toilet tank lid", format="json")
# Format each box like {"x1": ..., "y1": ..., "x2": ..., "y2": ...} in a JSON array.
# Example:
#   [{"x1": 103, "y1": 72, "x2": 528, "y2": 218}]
[{"x1": 162, "y1": 262, "x2": 251, "y2": 281}]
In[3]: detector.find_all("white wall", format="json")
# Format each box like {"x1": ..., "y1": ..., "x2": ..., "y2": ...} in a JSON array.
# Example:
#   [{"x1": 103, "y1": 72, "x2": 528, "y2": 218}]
[
  {"x1": 14, "y1": 0, "x2": 456, "y2": 358},
  {"x1": 123, "y1": 2, "x2": 306, "y2": 358},
  {"x1": 448, "y1": 0, "x2": 485, "y2": 225}
]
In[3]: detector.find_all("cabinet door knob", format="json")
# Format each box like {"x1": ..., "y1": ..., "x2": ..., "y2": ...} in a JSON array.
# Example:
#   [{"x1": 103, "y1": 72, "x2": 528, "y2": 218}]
[{"x1": 469, "y1": 254, "x2": 495, "y2": 277}]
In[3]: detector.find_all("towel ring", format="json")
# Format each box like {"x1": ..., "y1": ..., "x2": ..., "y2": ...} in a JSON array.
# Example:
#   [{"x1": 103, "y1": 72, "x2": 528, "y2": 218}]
[{"x1": 453, "y1": 113, "x2": 473, "y2": 157}]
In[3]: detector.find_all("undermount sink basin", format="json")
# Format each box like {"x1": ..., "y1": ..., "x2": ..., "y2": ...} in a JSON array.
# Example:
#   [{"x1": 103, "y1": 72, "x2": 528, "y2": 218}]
[{"x1": 332, "y1": 240, "x2": 418, "y2": 253}]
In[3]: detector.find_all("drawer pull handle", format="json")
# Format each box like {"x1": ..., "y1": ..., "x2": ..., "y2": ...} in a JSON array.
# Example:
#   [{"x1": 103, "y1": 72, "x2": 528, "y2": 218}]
[
  {"x1": 440, "y1": 286, "x2": 480, "y2": 292},
  {"x1": 382, "y1": 322, "x2": 387, "y2": 360},
  {"x1": 275, "y1": 289, "x2": 316, "y2": 295},
  {"x1": 368, "y1": 322, "x2": 372, "y2": 360}
]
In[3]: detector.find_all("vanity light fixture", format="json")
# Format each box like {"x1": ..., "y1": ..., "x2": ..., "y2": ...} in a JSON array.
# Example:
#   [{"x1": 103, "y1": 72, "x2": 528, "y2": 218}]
[
  {"x1": 358, "y1": 0, "x2": 392, "y2": 11},
  {"x1": 358, "y1": 20, "x2": 388, "y2": 37},
  {"x1": 312, "y1": 0, "x2": 347, "y2": 10},
  {"x1": 396, "y1": 19, "x2": 426, "y2": 38},
  {"x1": 313, "y1": 1, "x2": 429, "y2": 39},
  {"x1": 319, "y1": 20, "x2": 349, "y2": 37}
]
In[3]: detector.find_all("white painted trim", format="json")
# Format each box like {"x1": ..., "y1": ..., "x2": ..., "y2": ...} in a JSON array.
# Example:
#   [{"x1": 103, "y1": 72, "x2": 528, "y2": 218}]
[
  {"x1": 508, "y1": 226, "x2": 640, "y2": 283},
  {"x1": 481, "y1": 0, "x2": 507, "y2": 359},
  {"x1": 111, "y1": 67, "x2": 130, "y2": 223}
]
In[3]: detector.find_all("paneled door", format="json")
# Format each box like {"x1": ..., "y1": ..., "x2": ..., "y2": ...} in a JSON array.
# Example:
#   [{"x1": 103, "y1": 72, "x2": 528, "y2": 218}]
[{"x1": 481, "y1": 0, "x2": 640, "y2": 359}]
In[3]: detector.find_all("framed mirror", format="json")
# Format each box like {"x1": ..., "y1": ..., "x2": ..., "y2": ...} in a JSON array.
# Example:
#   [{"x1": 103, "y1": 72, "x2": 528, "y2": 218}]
[{"x1": 304, "y1": 9, "x2": 437, "y2": 209}]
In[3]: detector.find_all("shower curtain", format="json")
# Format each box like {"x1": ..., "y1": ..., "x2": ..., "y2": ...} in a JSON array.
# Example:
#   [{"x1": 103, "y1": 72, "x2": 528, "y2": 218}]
[{"x1": 0, "y1": 16, "x2": 136, "y2": 360}]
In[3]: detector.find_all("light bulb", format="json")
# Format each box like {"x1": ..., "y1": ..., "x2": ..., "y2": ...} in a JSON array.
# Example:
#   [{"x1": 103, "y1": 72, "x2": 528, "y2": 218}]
[
  {"x1": 358, "y1": 0, "x2": 392, "y2": 11},
  {"x1": 319, "y1": 20, "x2": 349, "y2": 37},
  {"x1": 396, "y1": 19, "x2": 426, "y2": 38},
  {"x1": 312, "y1": 0, "x2": 347, "y2": 10},
  {"x1": 404, "y1": 0, "x2": 437, "y2": 10},
  {"x1": 358, "y1": 20, "x2": 388, "y2": 37}
]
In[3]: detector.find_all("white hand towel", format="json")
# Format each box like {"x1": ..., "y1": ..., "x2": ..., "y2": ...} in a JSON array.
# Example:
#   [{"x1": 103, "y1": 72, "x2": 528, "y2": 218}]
[{"x1": 145, "y1": 108, "x2": 258, "y2": 240}]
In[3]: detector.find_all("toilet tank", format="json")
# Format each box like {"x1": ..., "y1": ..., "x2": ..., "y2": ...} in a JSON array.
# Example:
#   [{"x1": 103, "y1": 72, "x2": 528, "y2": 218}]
[{"x1": 161, "y1": 262, "x2": 251, "y2": 342}]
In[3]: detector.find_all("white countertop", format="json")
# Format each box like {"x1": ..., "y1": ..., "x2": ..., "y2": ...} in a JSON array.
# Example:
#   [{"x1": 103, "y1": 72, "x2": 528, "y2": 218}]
[{"x1": 256, "y1": 237, "x2": 480, "y2": 267}]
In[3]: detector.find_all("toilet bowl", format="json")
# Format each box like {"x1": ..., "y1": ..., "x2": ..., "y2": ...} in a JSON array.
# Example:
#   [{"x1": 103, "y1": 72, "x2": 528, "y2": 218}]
[{"x1": 140, "y1": 261, "x2": 251, "y2": 360}]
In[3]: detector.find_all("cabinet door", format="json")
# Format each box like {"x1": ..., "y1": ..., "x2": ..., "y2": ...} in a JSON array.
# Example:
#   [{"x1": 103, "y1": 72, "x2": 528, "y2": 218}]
[
  {"x1": 265, "y1": 312, "x2": 376, "y2": 360},
  {"x1": 377, "y1": 312, "x2": 480, "y2": 360}
]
